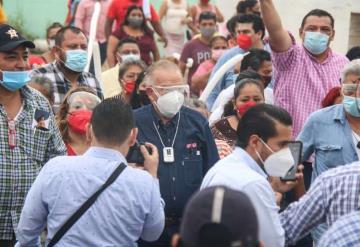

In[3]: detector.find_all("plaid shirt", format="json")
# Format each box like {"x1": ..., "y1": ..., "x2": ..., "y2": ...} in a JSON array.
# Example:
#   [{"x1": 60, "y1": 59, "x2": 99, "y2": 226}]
[
  {"x1": 280, "y1": 162, "x2": 360, "y2": 245},
  {"x1": 272, "y1": 33, "x2": 348, "y2": 137},
  {"x1": 31, "y1": 62, "x2": 103, "y2": 111},
  {"x1": 0, "y1": 86, "x2": 66, "y2": 240},
  {"x1": 318, "y1": 211, "x2": 360, "y2": 247}
]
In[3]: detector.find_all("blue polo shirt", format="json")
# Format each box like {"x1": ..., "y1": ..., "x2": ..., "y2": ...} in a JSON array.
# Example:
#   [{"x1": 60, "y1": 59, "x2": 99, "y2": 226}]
[{"x1": 134, "y1": 105, "x2": 219, "y2": 217}]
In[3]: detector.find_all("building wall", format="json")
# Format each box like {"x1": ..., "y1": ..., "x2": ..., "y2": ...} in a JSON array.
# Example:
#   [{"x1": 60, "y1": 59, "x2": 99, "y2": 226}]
[{"x1": 4, "y1": 0, "x2": 360, "y2": 53}]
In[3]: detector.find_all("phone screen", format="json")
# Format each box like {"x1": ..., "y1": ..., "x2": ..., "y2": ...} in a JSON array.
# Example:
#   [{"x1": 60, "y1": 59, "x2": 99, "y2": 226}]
[{"x1": 281, "y1": 141, "x2": 303, "y2": 181}]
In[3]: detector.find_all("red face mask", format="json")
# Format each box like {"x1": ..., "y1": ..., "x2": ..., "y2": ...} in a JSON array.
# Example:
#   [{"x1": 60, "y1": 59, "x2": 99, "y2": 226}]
[
  {"x1": 67, "y1": 109, "x2": 92, "y2": 135},
  {"x1": 237, "y1": 34, "x2": 252, "y2": 50},
  {"x1": 237, "y1": 101, "x2": 257, "y2": 116},
  {"x1": 124, "y1": 80, "x2": 135, "y2": 94}
]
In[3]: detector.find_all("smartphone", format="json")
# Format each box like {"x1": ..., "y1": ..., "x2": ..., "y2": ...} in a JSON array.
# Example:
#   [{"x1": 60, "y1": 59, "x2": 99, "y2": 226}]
[
  {"x1": 126, "y1": 142, "x2": 151, "y2": 165},
  {"x1": 280, "y1": 141, "x2": 303, "y2": 181}
]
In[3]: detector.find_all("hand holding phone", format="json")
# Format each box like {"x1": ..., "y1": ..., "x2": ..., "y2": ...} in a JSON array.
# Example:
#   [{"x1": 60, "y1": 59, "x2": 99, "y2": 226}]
[{"x1": 280, "y1": 141, "x2": 303, "y2": 181}]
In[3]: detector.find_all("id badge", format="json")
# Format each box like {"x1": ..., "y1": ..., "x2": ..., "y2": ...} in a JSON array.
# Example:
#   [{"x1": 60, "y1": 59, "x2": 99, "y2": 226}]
[{"x1": 163, "y1": 147, "x2": 175, "y2": 163}]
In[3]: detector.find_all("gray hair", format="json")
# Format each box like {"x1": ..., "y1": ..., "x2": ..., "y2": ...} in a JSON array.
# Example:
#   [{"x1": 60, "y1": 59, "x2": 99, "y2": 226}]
[
  {"x1": 118, "y1": 59, "x2": 147, "y2": 80},
  {"x1": 29, "y1": 76, "x2": 55, "y2": 102},
  {"x1": 143, "y1": 59, "x2": 181, "y2": 86},
  {"x1": 341, "y1": 59, "x2": 360, "y2": 83}
]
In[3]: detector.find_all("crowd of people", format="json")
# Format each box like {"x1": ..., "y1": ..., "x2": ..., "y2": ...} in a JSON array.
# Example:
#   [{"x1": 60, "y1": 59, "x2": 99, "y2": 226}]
[{"x1": 1, "y1": 0, "x2": 360, "y2": 246}]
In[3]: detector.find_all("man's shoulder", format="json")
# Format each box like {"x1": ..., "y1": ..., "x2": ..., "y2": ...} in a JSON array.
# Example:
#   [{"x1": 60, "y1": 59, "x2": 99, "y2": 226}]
[
  {"x1": 23, "y1": 86, "x2": 52, "y2": 110},
  {"x1": 33, "y1": 62, "x2": 56, "y2": 74},
  {"x1": 181, "y1": 106, "x2": 208, "y2": 125},
  {"x1": 307, "y1": 104, "x2": 342, "y2": 123},
  {"x1": 331, "y1": 51, "x2": 349, "y2": 64},
  {"x1": 134, "y1": 104, "x2": 152, "y2": 118},
  {"x1": 320, "y1": 161, "x2": 360, "y2": 180}
]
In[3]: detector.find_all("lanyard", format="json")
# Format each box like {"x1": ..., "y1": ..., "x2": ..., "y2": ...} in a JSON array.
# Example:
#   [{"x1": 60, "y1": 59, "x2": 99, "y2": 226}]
[{"x1": 152, "y1": 112, "x2": 181, "y2": 148}]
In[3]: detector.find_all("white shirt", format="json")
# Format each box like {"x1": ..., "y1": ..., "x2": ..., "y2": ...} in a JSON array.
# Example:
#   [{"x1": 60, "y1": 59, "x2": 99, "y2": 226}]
[
  {"x1": 201, "y1": 147, "x2": 285, "y2": 247},
  {"x1": 351, "y1": 131, "x2": 360, "y2": 159},
  {"x1": 209, "y1": 85, "x2": 274, "y2": 126}
]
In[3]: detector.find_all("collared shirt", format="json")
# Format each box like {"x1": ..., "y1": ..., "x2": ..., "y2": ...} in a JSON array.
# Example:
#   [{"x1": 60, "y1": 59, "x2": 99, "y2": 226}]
[
  {"x1": 272, "y1": 33, "x2": 349, "y2": 137},
  {"x1": 16, "y1": 147, "x2": 165, "y2": 246},
  {"x1": 101, "y1": 63, "x2": 122, "y2": 99},
  {"x1": 134, "y1": 105, "x2": 219, "y2": 218},
  {"x1": 31, "y1": 62, "x2": 104, "y2": 111},
  {"x1": 201, "y1": 147, "x2": 285, "y2": 247},
  {"x1": 0, "y1": 86, "x2": 66, "y2": 240},
  {"x1": 318, "y1": 211, "x2": 360, "y2": 247},
  {"x1": 297, "y1": 104, "x2": 359, "y2": 181},
  {"x1": 280, "y1": 162, "x2": 360, "y2": 245},
  {"x1": 75, "y1": 0, "x2": 110, "y2": 43}
]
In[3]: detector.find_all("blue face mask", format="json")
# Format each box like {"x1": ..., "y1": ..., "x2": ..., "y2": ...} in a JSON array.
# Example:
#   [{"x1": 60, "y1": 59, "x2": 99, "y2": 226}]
[
  {"x1": 303, "y1": 31, "x2": 329, "y2": 55},
  {"x1": 0, "y1": 70, "x2": 31, "y2": 91},
  {"x1": 343, "y1": 95, "x2": 360, "y2": 117},
  {"x1": 64, "y1": 49, "x2": 88, "y2": 72}
]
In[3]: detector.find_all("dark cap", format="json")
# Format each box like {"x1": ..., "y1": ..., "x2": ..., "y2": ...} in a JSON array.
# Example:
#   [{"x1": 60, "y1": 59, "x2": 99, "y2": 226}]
[
  {"x1": 180, "y1": 186, "x2": 259, "y2": 247},
  {"x1": 0, "y1": 24, "x2": 35, "y2": 52}
]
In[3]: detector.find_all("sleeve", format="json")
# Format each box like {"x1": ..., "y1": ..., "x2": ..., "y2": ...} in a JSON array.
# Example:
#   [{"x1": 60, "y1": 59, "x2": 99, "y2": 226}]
[
  {"x1": 45, "y1": 113, "x2": 67, "y2": 162},
  {"x1": 201, "y1": 118, "x2": 220, "y2": 174},
  {"x1": 16, "y1": 166, "x2": 49, "y2": 246},
  {"x1": 244, "y1": 180, "x2": 285, "y2": 247},
  {"x1": 271, "y1": 32, "x2": 299, "y2": 72},
  {"x1": 150, "y1": 4, "x2": 160, "y2": 21},
  {"x1": 74, "y1": 1, "x2": 85, "y2": 30},
  {"x1": 279, "y1": 175, "x2": 326, "y2": 245},
  {"x1": 179, "y1": 42, "x2": 190, "y2": 64},
  {"x1": 296, "y1": 114, "x2": 315, "y2": 162},
  {"x1": 141, "y1": 178, "x2": 165, "y2": 241},
  {"x1": 107, "y1": 0, "x2": 116, "y2": 19}
]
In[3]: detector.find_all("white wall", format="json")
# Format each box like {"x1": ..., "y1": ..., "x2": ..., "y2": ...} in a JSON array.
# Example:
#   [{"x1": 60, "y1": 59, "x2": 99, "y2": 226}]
[{"x1": 218, "y1": 0, "x2": 360, "y2": 54}]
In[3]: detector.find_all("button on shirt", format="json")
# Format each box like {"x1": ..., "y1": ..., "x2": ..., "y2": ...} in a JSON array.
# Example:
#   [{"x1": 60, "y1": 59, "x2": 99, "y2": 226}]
[
  {"x1": 16, "y1": 147, "x2": 165, "y2": 246},
  {"x1": 31, "y1": 62, "x2": 104, "y2": 112},
  {"x1": 280, "y1": 162, "x2": 360, "y2": 245},
  {"x1": 201, "y1": 147, "x2": 284, "y2": 247},
  {"x1": 272, "y1": 33, "x2": 348, "y2": 137},
  {"x1": 297, "y1": 104, "x2": 359, "y2": 181},
  {"x1": 134, "y1": 105, "x2": 219, "y2": 218},
  {"x1": 0, "y1": 86, "x2": 66, "y2": 240}
]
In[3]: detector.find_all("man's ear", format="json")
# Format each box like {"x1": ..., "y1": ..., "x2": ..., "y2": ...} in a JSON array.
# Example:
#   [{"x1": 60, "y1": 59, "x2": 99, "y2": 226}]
[
  {"x1": 85, "y1": 123, "x2": 93, "y2": 143},
  {"x1": 171, "y1": 234, "x2": 181, "y2": 247},
  {"x1": 146, "y1": 87, "x2": 156, "y2": 103},
  {"x1": 128, "y1": 128, "x2": 138, "y2": 147},
  {"x1": 329, "y1": 29, "x2": 335, "y2": 42},
  {"x1": 248, "y1": 134, "x2": 261, "y2": 150},
  {"x1": 299, "y1": 27, "x2": 304, "y2": 40}
]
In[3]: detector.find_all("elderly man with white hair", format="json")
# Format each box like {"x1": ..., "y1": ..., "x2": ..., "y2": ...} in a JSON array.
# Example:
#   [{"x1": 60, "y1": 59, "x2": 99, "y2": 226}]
[{"x1": 287, "y1": 59, "x2": 360, "y2": 243}]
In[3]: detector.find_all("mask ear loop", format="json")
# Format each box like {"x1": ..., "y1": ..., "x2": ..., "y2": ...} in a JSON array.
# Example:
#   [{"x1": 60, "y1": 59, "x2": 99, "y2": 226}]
[{"x1": 356, "y1": 83, "x2": 360, "y2": 114}]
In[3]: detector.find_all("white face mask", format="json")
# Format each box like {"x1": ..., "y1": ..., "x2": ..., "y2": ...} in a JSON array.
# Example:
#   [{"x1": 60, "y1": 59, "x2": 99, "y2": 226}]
[
  {"x1": 255, "y1": 139, "x2": 295, "y2": 177},
  {"x1": 154, "y1": 90, "x2": 184, "y2": 118},
  {"x1": 120, "y1": 53, "x2": 141, "y2": 63}
]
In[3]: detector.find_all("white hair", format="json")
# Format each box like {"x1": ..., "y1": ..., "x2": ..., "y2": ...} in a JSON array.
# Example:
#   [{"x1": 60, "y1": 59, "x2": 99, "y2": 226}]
[
  {"x1": 143, "y1": 60, "x2": 181, "y2": 86},
  {"x1": 341, "y1": 59, "x2": 360, "y2": 83}
]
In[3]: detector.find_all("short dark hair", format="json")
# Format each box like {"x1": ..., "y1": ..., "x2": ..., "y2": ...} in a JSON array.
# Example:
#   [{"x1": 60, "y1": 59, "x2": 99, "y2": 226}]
[
  {"x1": 46, "y1": 22, "x2": 63, "y2": 39},
  {"x1": 236, "y1": 104, "x2": 292, "y2": 148},
  {"x1": 235, "y1": 70, "x2": 262, "y2": 84},
  {"x1": 223, "y1": 78, "x2": 264, "y2": 117},
  {"x1": 236, "y1": 0, "x2": 258, "y2": 14},
  {"x1": 54, "y1": 26, "x2": 86, "y2": 46},
  {"x1": 301, "y1": 9, "x2": 334, "y2": 29},
  {"x1": 228, "y1": 14, "x2": 265, "y2": 38},
  {"x1": 116, "y1": 37, "x2": 139, "y2": 52},
  {"x1": 240, "y1": 48, "x2": 271, "y2": 72},
  {"x1": 199, "y1": 11, "x2": 217, "y2": 24},
  {"x1": 91, "y1": 98, "x2": 134, "y2": 145},
  {"x1": 346, "y1": 46, "x2": 360, "y2": 61}
]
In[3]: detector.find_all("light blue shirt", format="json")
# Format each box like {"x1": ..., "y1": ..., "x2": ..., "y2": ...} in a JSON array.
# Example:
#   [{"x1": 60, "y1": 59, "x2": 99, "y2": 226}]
[
  {"x1": 201, "y1": 147, "x2": 284, "y2": 247},
  {"x1": 298, "y1": 104, "x2": 359, "y2": 181},
  {"x1": 16, "y1": 147, "x2": 165, "y2": 247}
]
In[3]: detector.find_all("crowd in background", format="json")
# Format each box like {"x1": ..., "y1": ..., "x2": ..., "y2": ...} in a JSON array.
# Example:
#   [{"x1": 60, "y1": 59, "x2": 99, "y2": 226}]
[{"x1": 1, "y1": 0, "x2": 360, "y2": 246}]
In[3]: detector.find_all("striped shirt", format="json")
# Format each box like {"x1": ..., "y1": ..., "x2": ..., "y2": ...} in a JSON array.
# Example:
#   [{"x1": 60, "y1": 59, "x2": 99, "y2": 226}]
[
  {"x1": 280, "y1": 162, "x2": 360, "y2": 245},
  {"x1": 0, "y1": 86, "x2": 66, "y2": 240},
  {"x1": 272, "y1": 33, "x2": 348, "y2": 137},
  {"x1": 31, "y1": 62, "x2": 103, "y2": 112}
]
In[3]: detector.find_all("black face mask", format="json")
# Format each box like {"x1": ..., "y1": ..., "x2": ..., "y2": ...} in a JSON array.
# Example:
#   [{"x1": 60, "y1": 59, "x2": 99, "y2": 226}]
[{"x1": 139, "y1": 91, "x2": 151, "y2": 106}]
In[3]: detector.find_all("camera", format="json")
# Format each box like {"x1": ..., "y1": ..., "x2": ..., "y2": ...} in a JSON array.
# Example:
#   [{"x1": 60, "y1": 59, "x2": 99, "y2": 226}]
[{"x1": 126, "y1": 142, "x2": 152, "y2": 165}]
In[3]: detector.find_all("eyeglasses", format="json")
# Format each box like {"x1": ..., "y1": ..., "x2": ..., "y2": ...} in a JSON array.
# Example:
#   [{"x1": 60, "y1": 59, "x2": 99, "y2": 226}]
[
  {"x1": 8, "y1": 119, "x2": 16, "y2": 149},
  {"x1": 67, "y1": 91, "x2": 101, "y2": 111},
  {"x1": 342, "y1": 84, "x2": 360, "y2": 97},
  {"x1": 152, "y1": 85, "x2": 190, "y2": 97}
]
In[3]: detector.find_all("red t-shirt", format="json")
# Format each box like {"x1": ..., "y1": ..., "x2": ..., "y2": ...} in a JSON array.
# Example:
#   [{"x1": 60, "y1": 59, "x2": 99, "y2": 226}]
[
  {"x1": 112, "y1": 27, "x2": 156, "y2": 65},
  {"x1": 66, "y1": 143, "x2": 77, "y2": 156},
  {"x1": 107, "y1": 0, "x2": 159, "y2": 29},
  {"x1": 180, "y1": 38, "x2": 211, "y2": 85}
]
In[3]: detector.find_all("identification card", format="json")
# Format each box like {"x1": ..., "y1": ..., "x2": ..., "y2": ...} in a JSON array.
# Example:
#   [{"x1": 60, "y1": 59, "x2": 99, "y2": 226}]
[{"x1": 163, "y1": 147, "x2": 175, "y2": 163}]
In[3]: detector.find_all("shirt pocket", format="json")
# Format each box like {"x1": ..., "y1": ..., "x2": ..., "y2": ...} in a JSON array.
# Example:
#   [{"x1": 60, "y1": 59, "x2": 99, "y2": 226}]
[
  {"x1": 316, "y1": 145, "x2": 344, "y2": 168},
  {"x1": 23, "y1": 128, "x2": 51, "y2": 165},
  {"x1": 183, "y1": 153, "x2": 203, "y2": 187}
]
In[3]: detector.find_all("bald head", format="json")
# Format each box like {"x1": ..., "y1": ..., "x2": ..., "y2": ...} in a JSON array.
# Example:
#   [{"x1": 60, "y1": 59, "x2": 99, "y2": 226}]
[{"x1": 144, "y1": 60, "x2": 183, "y2": 86}]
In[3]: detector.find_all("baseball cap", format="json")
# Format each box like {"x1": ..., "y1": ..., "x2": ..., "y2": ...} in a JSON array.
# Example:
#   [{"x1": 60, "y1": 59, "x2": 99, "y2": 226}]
[
  {"x1": 0, "y1": 24, "x2": 35, "y2": 52},
  {"x1": 180, "y1": 186, "x2": 259, "y2": 247}
]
